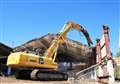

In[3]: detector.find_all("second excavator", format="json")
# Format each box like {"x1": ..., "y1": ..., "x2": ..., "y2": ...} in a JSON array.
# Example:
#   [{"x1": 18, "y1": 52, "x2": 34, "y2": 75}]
[{"x1": 7, "y1": 21, "x2": 93, "y2": 80}]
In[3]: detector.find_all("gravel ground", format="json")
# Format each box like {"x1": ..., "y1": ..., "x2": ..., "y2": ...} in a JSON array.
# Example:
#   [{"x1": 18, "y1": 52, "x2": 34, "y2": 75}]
[
  {"x1": 1, "y1": 76, "x2": 68, "y2": 84},
  {"x1": 0, "y1": 76, "x2": 119, "y2": 84}
]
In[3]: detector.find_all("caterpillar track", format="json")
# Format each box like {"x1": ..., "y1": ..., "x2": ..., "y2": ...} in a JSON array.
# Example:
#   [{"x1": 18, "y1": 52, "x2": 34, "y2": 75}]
[{"x1": 15, "y1": 69, "x2": 68, "y2": 81}]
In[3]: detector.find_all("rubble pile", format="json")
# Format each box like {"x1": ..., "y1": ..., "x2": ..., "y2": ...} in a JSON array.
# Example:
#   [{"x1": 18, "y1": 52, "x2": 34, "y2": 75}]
[{"x1": 14, "y1": 33, "x2": 96, "y2": 65}]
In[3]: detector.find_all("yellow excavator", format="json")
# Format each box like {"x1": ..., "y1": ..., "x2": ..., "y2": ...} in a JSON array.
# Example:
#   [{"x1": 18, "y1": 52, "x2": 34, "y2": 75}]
[{"x1": 7, "y1": 21, "x2": 93, "y2": 80}]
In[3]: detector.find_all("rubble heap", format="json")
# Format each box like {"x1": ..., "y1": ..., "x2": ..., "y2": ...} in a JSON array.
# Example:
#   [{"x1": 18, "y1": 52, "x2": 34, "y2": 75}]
[{"x1": 14, "y1": 33, "x2": 96, "y2": 65}]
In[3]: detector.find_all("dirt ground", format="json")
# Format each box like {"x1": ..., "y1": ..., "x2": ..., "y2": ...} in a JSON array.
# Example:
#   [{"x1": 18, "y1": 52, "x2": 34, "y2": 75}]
[
  {"x1": 0, "y1": 76, "x2": 119, "y2": 84},
  {"x1": 1, "y1": 76, "x2": 68, "y2": 84},
  {"x1": 0, "y1": 76, "x2": 98, "y2": 84}
]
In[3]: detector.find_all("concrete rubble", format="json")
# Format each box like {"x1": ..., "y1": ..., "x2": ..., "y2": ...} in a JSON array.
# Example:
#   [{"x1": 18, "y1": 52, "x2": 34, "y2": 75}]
[{"x1": 14, "y1": 33, "x2": 96, "y2": 65}]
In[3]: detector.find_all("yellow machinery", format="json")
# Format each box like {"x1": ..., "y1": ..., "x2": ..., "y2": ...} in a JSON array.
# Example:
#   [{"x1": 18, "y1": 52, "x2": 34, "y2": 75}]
[{"x1": 7, "y1": 21, "x2": 93, "y2": 80}]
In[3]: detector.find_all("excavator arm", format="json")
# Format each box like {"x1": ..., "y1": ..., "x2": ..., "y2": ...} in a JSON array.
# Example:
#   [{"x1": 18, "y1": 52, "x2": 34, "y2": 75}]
[
  {"x1": 59, "y1": 21, "x2": 93, "y2": 46},
  {"x1": 44, "y1": 21, "x2": 93, "y2": 63}
]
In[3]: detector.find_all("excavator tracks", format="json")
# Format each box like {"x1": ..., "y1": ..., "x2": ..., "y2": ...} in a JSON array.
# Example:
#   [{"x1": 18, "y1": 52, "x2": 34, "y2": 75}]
[
  {"x1": 15, "y1": 69, "x2": 32, "y2": 79},
  {"x1": 31, "y1": 69, "x2": 68, "y2": 81},
  {"x1": 15, "y1": 69, "x2": 68, "y2": 81}
]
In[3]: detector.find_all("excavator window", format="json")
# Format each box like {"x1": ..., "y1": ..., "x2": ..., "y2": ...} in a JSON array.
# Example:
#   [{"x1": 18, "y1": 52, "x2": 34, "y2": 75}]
[{"x1": 39, "y1": 58, "x2": 44, "y2": 64}]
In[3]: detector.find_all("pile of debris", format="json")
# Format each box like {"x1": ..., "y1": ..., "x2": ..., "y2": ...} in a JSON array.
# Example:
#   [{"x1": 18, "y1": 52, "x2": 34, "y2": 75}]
[{"x1": 14, "y1": 33, "x2": 96, "y2": 64}]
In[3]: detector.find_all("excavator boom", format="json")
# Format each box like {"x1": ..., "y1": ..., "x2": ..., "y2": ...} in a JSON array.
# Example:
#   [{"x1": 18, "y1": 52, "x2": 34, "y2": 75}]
[
  {"x1": 44, "y1": 21, "x2": 93, "y2": 60},
  {"x1": 59, "y1": 21, "x2": 93, "y2": 46}
]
